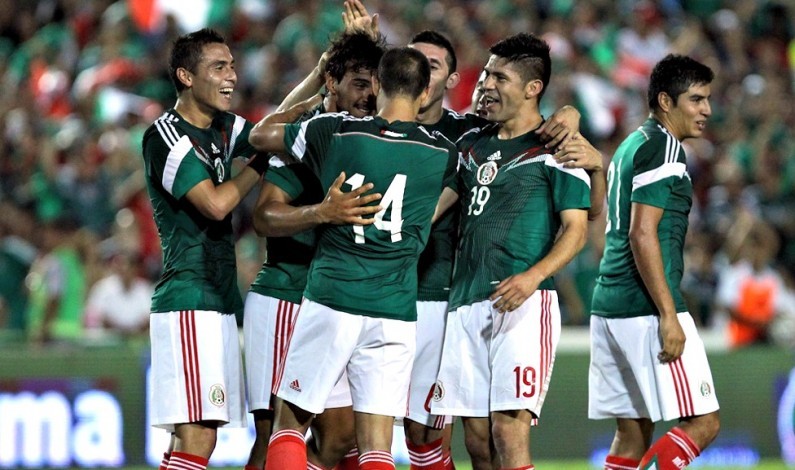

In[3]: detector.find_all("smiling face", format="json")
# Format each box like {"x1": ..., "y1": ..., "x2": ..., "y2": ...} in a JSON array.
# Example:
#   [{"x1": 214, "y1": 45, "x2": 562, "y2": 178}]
[
  {"x1": 182, "y1": 42, "x2": 237, "y2": 116},
  {"x1": 664, "y1": 83, "x2": 712, "y2": 140},
  {"x1": 480, "y1": 55, "x2": 536, "y2": 124},
  {"x1": 327, "y1": 65, "x2": 376, "y2": 118}
]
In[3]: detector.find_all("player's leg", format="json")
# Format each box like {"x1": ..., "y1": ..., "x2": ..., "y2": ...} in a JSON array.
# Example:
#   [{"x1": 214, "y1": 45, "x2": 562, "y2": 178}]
[
  {"x1": 348, "y1": 315, "x2": 416, "y2": 469},
  {"x1": 308, "y1": 405, "x2": 356, "y2": 468},
  {"x1": 638, "y1": 313, "x2": 720, "y2": 469},
  {"x1": 489, "y1": 290, "x2": 561, "y2": 467},
  {"x1": 242, "y1": 293, "x2": 300, "y2": 469},
  {"x1": 267, "y1": 299, "x2": 360, "y2": 470},
  {"x1": 461, "y1": 417, "x2": 497, "y2": 470},
  {"x1": 405, "y1": 300, "x2": 450, "y2": 469},
  {"x1": 433, "y1": 301, "x2": 494, "y2": 470},
  {"x1": 151, "y1": 310, "x2": 246, "y2": 469},
  {"x1": 158, "y1": 434, "x2": 175, "y2": 470},
  {"x1": 605, "y1": 418, "x2": 654, "y2": 467}
]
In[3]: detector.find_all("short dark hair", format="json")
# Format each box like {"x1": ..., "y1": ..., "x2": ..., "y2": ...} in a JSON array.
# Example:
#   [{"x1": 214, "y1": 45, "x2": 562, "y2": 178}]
[
  {"x1": 377, "y1": 47, "x2": 430, "y2": 99},
  {"x1": 169, "y1": 28, "x2": 227, "y2": 94},
  {"x1": 409, "y1": 30, "x2": 457, "y2": 74},
  {"x1": 648, "y1": 54, "x2": 714, "y2": 112},
  {"x1": 325, "y1": 31, "x2": 387, "y2": 83},
  {"x1": 489, "y1": 33, "x2": 551, "y2": 100}
]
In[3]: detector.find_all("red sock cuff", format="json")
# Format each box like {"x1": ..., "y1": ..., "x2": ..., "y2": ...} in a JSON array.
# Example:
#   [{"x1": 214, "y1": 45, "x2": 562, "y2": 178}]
[
  {"x1": 406, "y1": 437, "x2": 443, "y2": 453},
  {"x1": 269, "y1": 429, "x2": 305, "y2": 445},
  {"x1": 605, "y1": 454, "x2": 641, "y2": 469},
  {"x1": 168, "y1": 451, "x2": 209, "y2": 468},
  {"x1": 359, "y1": 450, "x2": 394, "y2": 469},
  {"x1": 670, "y1": 426, "x2": 701, "y2": 457}
]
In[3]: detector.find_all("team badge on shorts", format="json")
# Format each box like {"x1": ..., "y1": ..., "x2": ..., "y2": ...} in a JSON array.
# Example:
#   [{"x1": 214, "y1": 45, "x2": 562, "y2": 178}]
[
  {"x1": 700, "y1": 381, "x2": 712, "y2": 398},
  {"x1": 209, "y1": 384, "x2": 226, "y2": 407},
  {"x1": 433, "y1": 381, "x2": 445, "y2": 401},
  {"x1": 477, "y1": 161, "x2": 499, "y2": 185}
]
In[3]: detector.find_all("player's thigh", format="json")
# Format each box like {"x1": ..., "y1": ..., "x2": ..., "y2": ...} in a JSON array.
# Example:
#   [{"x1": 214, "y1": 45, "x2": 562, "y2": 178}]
[
  {"x1": 150, "y1": 310, "x2": 245, "y2": 429},
  {"x1": 407, "y1": 301, "x2": 450, "y2": 428},
  {"x1": 243, "y1": 292, "x2": 300, "y2": 411},
  {"x1": 275, "y1": 299, "x2": 360, "y2": 414},
  {"x1": 432, "y1": 301, "x2": 493, "y2": 417},
  {"x1": 490, "y1": 290, "x2": 561, "y2": 418},
  {"x1": 347, "y1": 316, "x2": 416, "y2": 417}
]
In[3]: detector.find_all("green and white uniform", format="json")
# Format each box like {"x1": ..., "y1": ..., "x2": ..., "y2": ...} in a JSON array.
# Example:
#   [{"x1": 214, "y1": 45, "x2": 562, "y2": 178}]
[
  {"x1": 410, "y1": 109, "x2": 487, "y2": 427},
  {"x1": 588, "y1": 117, "x2": 719, "y2": 422},
  {"x1": 274, "y1": 113, "x2": 458, "y2": 416},
  {"x1": 434, "y1": 123, "x2": 590, "y2": 418},
  {"x1": 142, "y1": 109, "x2": 252, "y2": 429}
]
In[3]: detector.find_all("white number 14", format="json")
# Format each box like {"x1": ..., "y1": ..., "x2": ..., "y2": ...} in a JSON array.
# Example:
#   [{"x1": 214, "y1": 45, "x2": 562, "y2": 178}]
[{"x1": 345, "y1": 173, "x2": 406, "y2": 244}]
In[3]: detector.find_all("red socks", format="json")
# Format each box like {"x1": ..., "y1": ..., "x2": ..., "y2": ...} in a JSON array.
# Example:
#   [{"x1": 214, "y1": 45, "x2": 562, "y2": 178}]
[
  {"x1": 407, "y1": 438, "x2": 445, "y2": 469},
  {"x1": 159, "y1": 452, "x2": 171, "y2": 470},
  {"x1": 639, "y1": 427, "x2": 701, "y2": 469},
  {"x1": 442, "y1": 448, "x2": 455, "y2": 469},
  {"x1": 244, "y1": 466, "x2": 262, "y2": 470},
  {"x1": 264, "y1": 429, "x2": 307, "y2": 470},
  {"x1": 333, "y1": 447, "x2": 359, "y2": 470},
  {"x1": 359, "y1": 450, "x2": 395, "y2": 469},
  {"x1": 605, "y1": 454, "x2": 640, "y2": 470},
  {"x1": 167, "y1": 451, "x2": 208, "y2": 470}
]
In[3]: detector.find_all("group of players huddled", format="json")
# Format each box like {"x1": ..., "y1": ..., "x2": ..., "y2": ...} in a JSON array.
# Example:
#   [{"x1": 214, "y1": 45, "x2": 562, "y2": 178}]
[{"x1": 141, "y1": 1, "x2": 721, "y2": 469}]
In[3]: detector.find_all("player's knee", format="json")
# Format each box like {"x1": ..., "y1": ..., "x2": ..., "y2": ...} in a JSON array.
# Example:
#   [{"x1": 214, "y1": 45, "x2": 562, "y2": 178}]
[
  {"x1": 698, "y1": 411, "x2": 721, "y2": 443},
  {"x1": 490, "y1": 419, "x2": 523, "y2": 454},
  {"x1": 463, "y1": 428, "x2": 490, "y2": 462}
]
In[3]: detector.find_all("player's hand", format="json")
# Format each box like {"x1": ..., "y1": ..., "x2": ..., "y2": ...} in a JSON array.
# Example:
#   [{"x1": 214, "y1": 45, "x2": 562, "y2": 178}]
[
  {"x1": 536, "y1": 105, "x2": 580, "y2": 150},
  {"x1": 490, "y1": 269, "x2": 544, "y2": 313},
  {"x1": 658, "y1": 313, "x2": 686, "y2": 363},
  {"x1": 342, "y1": 0, "x2": 380, "y2": 40},
  {"x1": 554, "y1": 133, "x2": 603, "y2": 172},
  {"x1": 317, "y1": 171, "x2": 382, "y2": 225}
]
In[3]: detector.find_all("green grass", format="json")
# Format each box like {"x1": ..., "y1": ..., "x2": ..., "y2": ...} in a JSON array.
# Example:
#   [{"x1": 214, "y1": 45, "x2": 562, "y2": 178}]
[{"x1": 103, "y1": 459, "x2": 790, "y2": 469}]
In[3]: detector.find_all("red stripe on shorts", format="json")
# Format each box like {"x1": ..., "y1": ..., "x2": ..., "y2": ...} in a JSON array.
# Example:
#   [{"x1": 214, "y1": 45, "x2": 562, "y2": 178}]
[
  {"x1": 179, "y1": 310, "x2": 202, "y2": 422},
  {"x1": 671, "y1": 357, "x2": 693, "y2": 416},
  {"x1": 273, "y1": 300, "x2": 300, "y2": 394},
  {"x1": 189, "y1": 310, "x2": 202, "y2": 420}
]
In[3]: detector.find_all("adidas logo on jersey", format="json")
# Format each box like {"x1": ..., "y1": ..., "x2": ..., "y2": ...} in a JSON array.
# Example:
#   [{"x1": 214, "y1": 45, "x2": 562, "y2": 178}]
[
  {"x1": 487, "y1": 150, "x2": 502, "y2": 161},
  {"x1": 211, "y1": 142, "x2": 221, "y2": 154},
  {"x1": 289, "y1": 379, "x2": 301, "y2": 392}
]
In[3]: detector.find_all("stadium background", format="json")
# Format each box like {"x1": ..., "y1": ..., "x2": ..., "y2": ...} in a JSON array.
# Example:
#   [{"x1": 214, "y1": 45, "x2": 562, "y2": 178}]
[{"x1": 0, "y1": 0, "x2": 794, "y2": 468}]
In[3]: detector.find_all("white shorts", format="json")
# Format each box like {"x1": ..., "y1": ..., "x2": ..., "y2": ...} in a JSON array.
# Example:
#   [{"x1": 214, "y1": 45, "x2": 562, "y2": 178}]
[
  {"x1": 406, "y1": 301, "x2": 451, "y2": 429},
  {"x1": 150, "y1": 310, "x2": 246, "y2": 431},
  {"x1": 243, "y1": 292, "x2": 352, "y2": 412},
  {"x1": 432, "y1": 291, "x2": 561, "y2": 418},
  {"x1": 275, "y1": 299, "x2": 415, "y2": 416},
  {"x1": 588, "y1": 312, "x2": 720, "y2": 422}
]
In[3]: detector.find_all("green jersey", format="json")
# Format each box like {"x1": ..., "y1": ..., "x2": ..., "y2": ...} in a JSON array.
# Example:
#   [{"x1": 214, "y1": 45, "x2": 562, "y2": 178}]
[
  {"x1": 249, "y1": 105, "x2": 325, "y2": 304},
  {"x1": 449, "y1": 123, "x2": 591, "y2": 310},
  {"x1": 141, "y1": 109, "x2": 256, "y2": 315},
  {"x1": 592, "y1": 118, "x2": 692, "y2": 318},
  {"x1": 417, "y1": 109, "x2": 488, "y2": 301},
  {"x1": 283, "y1": 113, "x2": 458, "y2": 321}
]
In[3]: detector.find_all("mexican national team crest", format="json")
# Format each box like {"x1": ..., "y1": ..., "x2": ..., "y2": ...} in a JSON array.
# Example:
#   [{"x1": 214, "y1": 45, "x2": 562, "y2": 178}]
[
  {"x1": 213, "y1": 157, "x2": 225, "y2": 183},
  {"x1": 209, "y1": 383, "x2": 226, "y2": 407},
  {"x1": 700, "y1": 381, "x2": 712, "y2": 398},
  {"x1": 433, "y1": 381, "x2": 445, "y2": 401},
  {"x1": 477, "y1": 161, "x2": 499, "y2": 185}
]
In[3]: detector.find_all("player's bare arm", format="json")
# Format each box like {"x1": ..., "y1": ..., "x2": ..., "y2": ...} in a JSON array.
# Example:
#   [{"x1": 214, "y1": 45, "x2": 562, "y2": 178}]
[
  {"x1": 254, "y1": 172, "x2": 382, "y2": 237},
  {"x1": 535, "y1": 104, "x2": 580, "y2": 149},
  {"x1": 491, "y1": 208, "x2": 588, "y2": 313},
  {"x1": 432, "y1": 186, "x2": 459, "y2": 224},
  {"x1": 184, "y1": 166, "x2": 263, "y2": 221},
  {"x1": 629, "y1": 202, "x2": 686, "y2": 363},
  {"x1": 554, "y1": 133, "x2": 606, "y2": 219}
]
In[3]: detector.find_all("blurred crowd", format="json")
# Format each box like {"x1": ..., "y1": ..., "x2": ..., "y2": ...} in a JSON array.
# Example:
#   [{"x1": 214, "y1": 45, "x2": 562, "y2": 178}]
[{"x1": 1, "y1": 0, "x2": 794, "y2": 349}]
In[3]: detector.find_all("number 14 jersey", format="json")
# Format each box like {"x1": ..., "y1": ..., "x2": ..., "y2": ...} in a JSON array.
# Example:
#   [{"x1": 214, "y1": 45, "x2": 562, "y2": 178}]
[
  {"x1": 282, "y1": 113, "x2": 458, "y2": 321},
  {"x1": 449, "y1": 123, "x2": 591, "y2": 310}
]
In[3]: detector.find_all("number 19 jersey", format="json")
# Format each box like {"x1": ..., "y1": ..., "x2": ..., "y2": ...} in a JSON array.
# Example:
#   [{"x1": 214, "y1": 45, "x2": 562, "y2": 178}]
[
  {"x1": 591, "y1": 118, "x2": 692, "y2": 318},
  {"x1": 283, "y1": 114, "x2": 458, "y2": 321},
  {"x1": 449, "y1": 124, "x2": 591, "y2": 310}
]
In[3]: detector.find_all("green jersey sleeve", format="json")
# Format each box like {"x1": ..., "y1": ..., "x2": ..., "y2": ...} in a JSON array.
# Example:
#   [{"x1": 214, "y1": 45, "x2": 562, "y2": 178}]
[
  {"x1": 545, "y1": 156, "x2": 591, "y2": 212},
  {"x1": 142, "y1": 132, "x2": 209, "y2": 201},
  {"x1": 283, "y1": 113, "x2": 342, "y2": 170},
  {"x1": 265, "y1": 159, "x2": 309, "y2": 200},
  {"x1": 630, "y1": 136, "x2": 685, "y2": 208},
  {"x1": 229, "y1": 115, "x2": 257, "y2": 160}
]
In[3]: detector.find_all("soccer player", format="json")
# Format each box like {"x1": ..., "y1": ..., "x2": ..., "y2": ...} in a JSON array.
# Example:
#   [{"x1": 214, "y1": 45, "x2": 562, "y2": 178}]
[
  {"x1": 589, "y1": 54, "x2": 720, "y2": 470},
  {"x1": 243, "y1": 31, "x2": 386, "y2": 470},
  {"x1": 431, "y1": 33, "x2": 592, "y2": 470},
  {"x1": 141, "y1": 29, "x2": 270, "y2": 470},
  {"x1": 249, "y1": 46, "x2": 458, "y2": 470}
]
